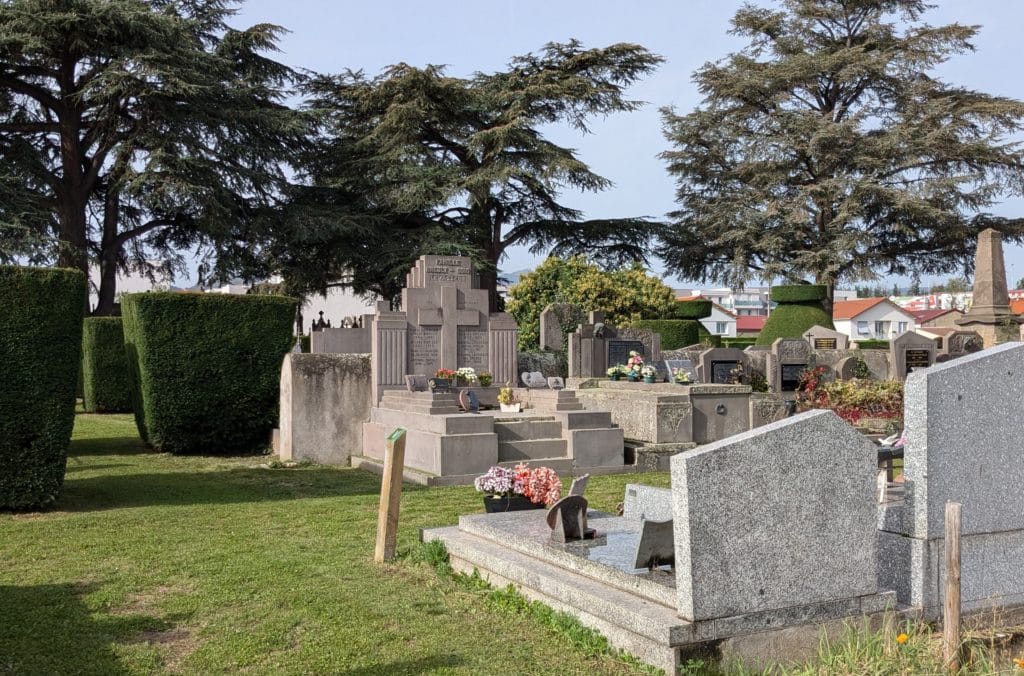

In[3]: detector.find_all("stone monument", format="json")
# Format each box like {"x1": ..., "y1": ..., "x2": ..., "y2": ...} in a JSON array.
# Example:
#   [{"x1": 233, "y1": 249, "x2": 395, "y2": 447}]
[
  {"x1": 956, "y1": 228, "x2": 1022, "y2": 346},
  {"x1": 369, "y1": 255, "x2": 518, "y2": 402}
]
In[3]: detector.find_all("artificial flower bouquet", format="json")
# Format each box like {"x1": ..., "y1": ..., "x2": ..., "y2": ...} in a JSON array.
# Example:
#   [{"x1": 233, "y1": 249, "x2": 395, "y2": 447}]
[
  {"x1": 434, "y1": 368, "x2": 457, "y2": 380},
  {"x1": 606, "y1": 364, "x2": 628, "y2": 378},
  {"x1": 626, "y1": 350, "x2": 644, "y2": 375},
  {"x1": 455, "y1": 367, "x2": 478, "y2": 384},
  {"x1": 478, "y1": 371, "x2": 493, "y2": 387},
  {"x1": 474, "y1": 463, "x2": 562, "y2": 506},
  {"x1": 672, "y1": 367, "x2": 692, "y2": 384},
  {"x1": 640, "y1": 364, "x2": 657, "y2": 378}
]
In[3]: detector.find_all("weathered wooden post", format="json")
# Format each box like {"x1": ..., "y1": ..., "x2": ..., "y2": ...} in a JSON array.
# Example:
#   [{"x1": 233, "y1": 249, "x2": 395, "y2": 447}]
[
  {"x1": 943, "y1": 501, "x2": 962, "y2": 671},
  {"x1": 374, "y1": 428, "x2": 407, "y2": 563}
]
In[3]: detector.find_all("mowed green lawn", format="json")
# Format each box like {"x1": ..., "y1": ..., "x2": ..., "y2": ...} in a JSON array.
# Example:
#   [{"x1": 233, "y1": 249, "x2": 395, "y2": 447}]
[{"x1": 0, "y1": 414, "x2": 669, "y2": 675}]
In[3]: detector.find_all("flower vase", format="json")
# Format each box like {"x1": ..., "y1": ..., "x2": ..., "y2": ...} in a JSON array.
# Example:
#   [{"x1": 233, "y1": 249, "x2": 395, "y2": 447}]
[
  {"x1": 484, "y1": 495, "x2": 544, "y2": 513},
  {"x1": 626, "y1": 373, "x2": 638, "y2": 382},
  {"x1": 499, "y1": 402, "x2": 521, "y2": 413},
  {"x1": 642, "y1": 376, "x2": 655, "y2": 384},
  {"x1": 609, "y1": 374, "x2": 621, "y2": 381}
]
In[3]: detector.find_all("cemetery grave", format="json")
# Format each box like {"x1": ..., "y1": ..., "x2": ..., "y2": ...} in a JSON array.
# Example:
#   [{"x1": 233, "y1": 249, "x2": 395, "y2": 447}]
[{"x1": 425, "y1": 342, "x2": 1024, "y2": 672}]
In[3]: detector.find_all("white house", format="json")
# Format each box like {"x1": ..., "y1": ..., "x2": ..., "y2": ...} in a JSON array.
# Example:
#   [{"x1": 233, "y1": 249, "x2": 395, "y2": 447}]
[
  {"x1": 678, "y1": 296, "x2": 738, "y2": 338},
  {"x1": 832, "y1": 298, "x2": 918, "y2": 341}
]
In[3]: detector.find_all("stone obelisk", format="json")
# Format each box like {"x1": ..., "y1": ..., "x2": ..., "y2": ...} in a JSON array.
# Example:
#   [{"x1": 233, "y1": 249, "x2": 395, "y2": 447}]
[{"x1": 956, "y1": 228, "x2": 1022, "y2": 346}]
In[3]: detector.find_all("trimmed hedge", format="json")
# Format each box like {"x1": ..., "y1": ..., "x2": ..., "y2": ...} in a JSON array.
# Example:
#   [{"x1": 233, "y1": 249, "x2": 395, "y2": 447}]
[
  {"x1": 0, "y1": 265, "x2": 86, "y2": 509},
  {"x1": 672, "y1": 299, "x2": 713, "y2": 320},
  {"x1": 770, "y1": 284, "x2": 828, "y2": 303},
  {"x1": 631, "y1": 319, "x2": 703, "y2": 350},
  {"x1": 122, "y1": 292, "x2": 298, "y2": 454},
  {"x1": 81, "y1": 317, "x2": 132, "y2": 413},
  {"x1": 722, "y1": 337, "x2": 757, "y2": 349},
  {"x1": 855, "y1": 339, "x2": 890, "y2": 350},
  {"x1": 756, "y1": 301, "x2": 834, "y2": 346}
]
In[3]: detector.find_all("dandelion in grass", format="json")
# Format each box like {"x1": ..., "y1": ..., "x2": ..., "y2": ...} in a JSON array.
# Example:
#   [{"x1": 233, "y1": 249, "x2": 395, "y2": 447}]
[
  {"x1": 896, "y1": 632, "x2": 909, "y2": 645},
  {"x1": 1014, "y1": 656, "x2": 1024, "y2": 670}
]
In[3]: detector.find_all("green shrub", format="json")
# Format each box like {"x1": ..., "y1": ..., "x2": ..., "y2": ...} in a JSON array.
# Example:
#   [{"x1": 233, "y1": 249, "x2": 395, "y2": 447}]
[
  {"x1": 722, "y1": 337, "x2": 757, "y2": 349},
  {"x1": 756, "y1": 287, "x2": 834, "y2": 347},
  {"x1": 769, "y1": 284, "x2": 828, "y2": 303},
  {"x1": 855, "y1": 339, "x2": 890, "y2": 350},
  {"x1": 631, "y1": 319, "x2": 703, "y2": 350},
  {"x1": 81, "y1": 317, "x2": 132, "y2": 413},
  {"x1": 671, "y1": 299, "x2": 712, "y2": 319},
  {"x1": 300, "y1": 334, "x2": 311, "y2": 353},
  {"x1": 122, "y1": 292, "x2": 298, "y2": 454},
  {"x1": 0, "y1": 265, "x2": 86, "y2": 509}
]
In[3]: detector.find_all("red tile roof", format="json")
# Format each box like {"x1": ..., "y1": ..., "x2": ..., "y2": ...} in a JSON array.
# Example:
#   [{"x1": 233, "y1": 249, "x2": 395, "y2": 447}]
[
  {"x1": 832, "y1": 297, "x2": 893, "y2": 320},
  {"x1": 736, "y1": 316, "x2": 767, "y2": 332},
  {"x1": 1011, "y1": 299, "x2": 1024, "y2": 315},
  {"x1": 910, "y1": 308, "x2": 959, "y2": 323}
]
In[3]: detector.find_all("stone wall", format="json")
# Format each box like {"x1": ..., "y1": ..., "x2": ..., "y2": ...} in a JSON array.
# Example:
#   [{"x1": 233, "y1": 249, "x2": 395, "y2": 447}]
[
  {"x1": 311, "y1": 326, "x2": 372, "y2": 354},
  {"x1": 279, "y1": 353, "x2": 372, "y2": 464}
]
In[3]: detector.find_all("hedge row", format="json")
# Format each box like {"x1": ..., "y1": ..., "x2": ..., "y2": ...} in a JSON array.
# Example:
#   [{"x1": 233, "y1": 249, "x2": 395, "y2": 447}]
[
  {"x1": 631, "y1": 319, "x2": 703, "y2": 350},
  {"x1": 81, "y1": 317, "x2": 132, "y2": 413},
  {"x1": 770, "y1": 284, "x2": 828, "y2": 303},
  {"x1": 756, "y1": 302, "x2": 834, "y2": 346},
  {"x1": 722, "y1": 337, "x2": 757, "y2": 349},
  {"x1": 855, "y1": 339, "x2": 890, "y2": 350},
  {"x1": 0, "y1": 265, "x2": 86, "y2": 510},
  {"x1": 671, "y1": 299, "x2": 712, "y2": 320},
  {"x1": 122, "y1": 292, "x2": 298, "y2": 455}
]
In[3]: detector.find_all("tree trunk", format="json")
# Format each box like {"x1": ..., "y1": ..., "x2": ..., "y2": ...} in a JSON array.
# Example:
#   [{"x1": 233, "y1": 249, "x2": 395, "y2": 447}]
[{"x1": 94, "y1": 193, "x2": 121, "y2": 316}]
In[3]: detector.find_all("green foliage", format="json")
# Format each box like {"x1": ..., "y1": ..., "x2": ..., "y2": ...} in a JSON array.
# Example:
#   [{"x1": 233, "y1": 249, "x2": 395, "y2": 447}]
[
  {"x1": 852, "y1": 356, "x2": 872, "y2": 379},
  {"x1": 295, "y1": 42, "x2": 663, "y2": 306},
  {"x1": 300, "y1": 335, "x2": 311, "y2": 353},
  {"x1": 671, "y1": 299, "x2": 712, "y2": 319},
  {"x1": 756, "y1": 301, "x2": 833, "y2": 346},
  {"x1": 659, "y1": 1, "x2": 1024, "y2": 298},
  {"x1": 121, "y1": 292, "x2": 298, "y2": 454},
  {"x1": 770, "y1": 285, "x2": 827, "y2": 303},
  {"x1": 507, "y1": 257, "x2": 675, "y2": 350},
  {"x1": 81, "y1": 318, "x2": 131, "y2": 413},
  {"x1": 631, "y1": 320, "x2": 702, "y2": 350},
  {"x1": 722, "y1": 337, "x2": 757, "y2": 349},
  {"x1": 856, "y1": 340, "x2": 890, "y2": 350},
  {"x1": 0, "y1": 265, "x2": 85, "y2": 509},
  {"x1": 0, "y1": 0, "x2": 305, "y2": 312}
]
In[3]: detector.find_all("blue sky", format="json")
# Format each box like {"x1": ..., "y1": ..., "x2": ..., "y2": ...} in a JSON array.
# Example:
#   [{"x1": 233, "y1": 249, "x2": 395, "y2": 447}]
[{"x1": 233, "y1": 0, "x2": 1024, "y2": 290}]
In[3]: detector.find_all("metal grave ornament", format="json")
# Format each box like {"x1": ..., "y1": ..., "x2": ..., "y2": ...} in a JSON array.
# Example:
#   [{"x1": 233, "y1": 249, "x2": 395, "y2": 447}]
[{"x1": 546, "y1": 495, "x2": 597, "y2": 542}]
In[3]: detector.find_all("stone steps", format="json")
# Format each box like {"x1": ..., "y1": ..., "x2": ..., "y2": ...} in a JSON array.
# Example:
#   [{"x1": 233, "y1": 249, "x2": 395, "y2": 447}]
[
  {"x1": 493, "y1": 419, "x2": 562, "y2": 441},
  {"x1": 498, "y1": 438, "x2": 568, "y2": 462}
]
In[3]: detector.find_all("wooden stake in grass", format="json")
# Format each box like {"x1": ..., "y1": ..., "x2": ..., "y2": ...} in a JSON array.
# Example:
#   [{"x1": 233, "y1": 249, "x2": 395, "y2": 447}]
[
  {"x1": 374, "y1": 428, "x2": 407, "y2": 563},
  {"x1": 944, "y1": 501, "x2": 962, "y2": 671}
]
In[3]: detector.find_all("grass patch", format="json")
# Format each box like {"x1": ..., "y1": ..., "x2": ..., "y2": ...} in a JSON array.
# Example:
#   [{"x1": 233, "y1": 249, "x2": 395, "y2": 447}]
[{"x1": 0, "y1": 413, "x2": 665, "y2": 674}]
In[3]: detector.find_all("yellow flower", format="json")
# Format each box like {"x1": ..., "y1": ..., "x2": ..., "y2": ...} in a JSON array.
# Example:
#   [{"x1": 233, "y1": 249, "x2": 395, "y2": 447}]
[
  {"x1": 896, "y1": 633, "x2": 909, "y2": 645},
  {"x1": 1014, "y1": 657, "x2": 1024, "y2": 669}
]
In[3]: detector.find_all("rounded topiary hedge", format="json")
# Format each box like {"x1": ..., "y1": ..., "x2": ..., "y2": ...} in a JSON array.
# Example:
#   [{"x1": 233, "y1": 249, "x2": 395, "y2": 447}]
[
  {"x1": 768, "y1": 284, "x2": 828, "y2": 303},
  {"x1": 0, "y1": 265, "x2": 86, "y2": 509},
  {"x1": 631, "y1": 319, "x2": 703, "y2": 350},
  {"x1": 81, "y1": 317, "x2": 132, "y2": 413},
  {"x1": 672, "y1": 299, "x2": 713, "y2": 319},
  {"x1": 122, "y1": 292, "x2": 298, "y2": 455},
  {"x1": 756, "y1": 285, "x2": 833, "y2": 346}
]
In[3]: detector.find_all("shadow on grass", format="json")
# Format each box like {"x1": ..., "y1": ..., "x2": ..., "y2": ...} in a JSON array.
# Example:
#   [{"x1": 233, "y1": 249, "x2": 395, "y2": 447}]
[
  {"x1": 71, "y1": 435, "x2": 152, "y2": 457},
  {"x1": 0, "y1": 582, "x2": 167, "y2": 675},
  {"x1": 58, "y1": 466, "x2": 427, "y2": 511},
  {"x1": 339, "y1": 654, "x2": 465, "y2": 675}
]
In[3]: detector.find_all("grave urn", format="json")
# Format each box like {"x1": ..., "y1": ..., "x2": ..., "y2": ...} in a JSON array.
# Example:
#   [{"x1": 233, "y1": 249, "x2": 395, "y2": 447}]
[
  {"x1": 483, "y1": 495, "x2": 544, "y2": 513},
  {"x1": 642, "y1": 375, "x2": 656, "y2": 384}
]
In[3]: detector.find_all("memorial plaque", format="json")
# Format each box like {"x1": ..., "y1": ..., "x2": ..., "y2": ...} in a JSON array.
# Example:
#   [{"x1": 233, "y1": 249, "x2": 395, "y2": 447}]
[
  {"x1": 664, "y1": 359, "x2": 697, "y2": 382},
  {"x1": 780, "y1": 363, "x2": 807, "y2": 391},
  {"x1": 711, "y1": 361, "x2": 739, "y2": 384},
  {"x1": 814, "y1": 338, "x2": 837, "y2": 350},
  {"x1": 905, "y1": 349, "x2": 931, "y2": 372},
  {"x1": 457, "y1": 326, "x2": 488, "y2": 371},
  {"x1": 408, "y1": 326, "x2": 440, "y2": 374},
  {"x1": 607, "y1": 340, "x2": 645, "y2": 368}
]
